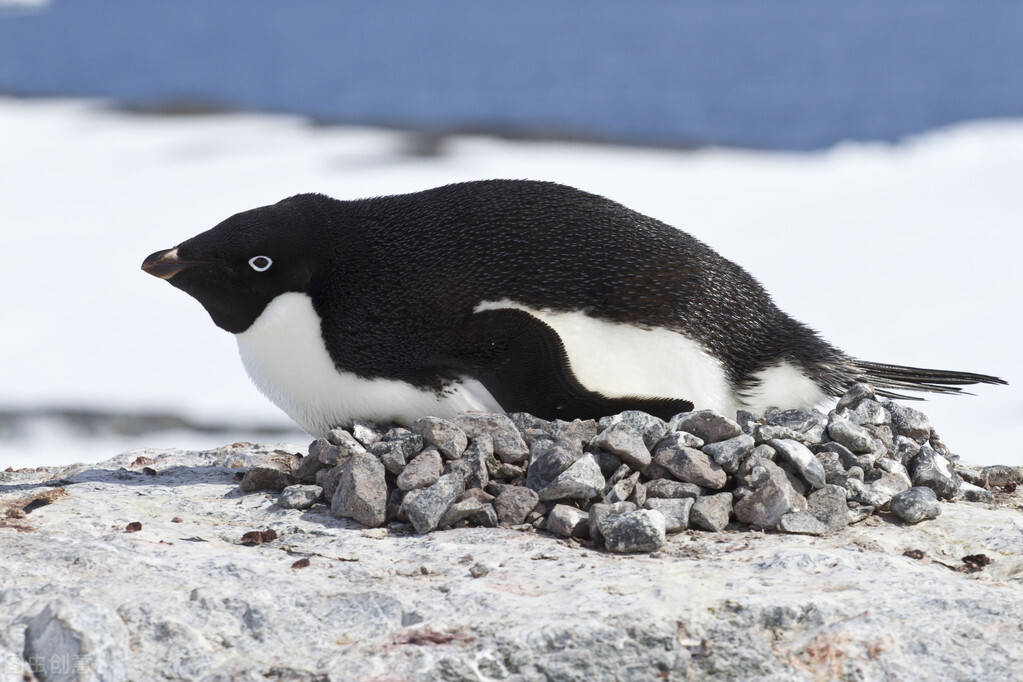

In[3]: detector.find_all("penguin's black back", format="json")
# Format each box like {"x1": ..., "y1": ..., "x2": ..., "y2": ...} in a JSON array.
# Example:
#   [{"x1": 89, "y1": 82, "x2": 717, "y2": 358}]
[{"x1": 309, "y1": 179, "x2": 835, "y2": 389}]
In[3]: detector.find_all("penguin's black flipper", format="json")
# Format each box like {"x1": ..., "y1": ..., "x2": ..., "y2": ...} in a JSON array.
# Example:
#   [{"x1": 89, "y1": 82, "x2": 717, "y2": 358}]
[{"x1": 448, "y1": 309, "x2": 693, "y2": 421}]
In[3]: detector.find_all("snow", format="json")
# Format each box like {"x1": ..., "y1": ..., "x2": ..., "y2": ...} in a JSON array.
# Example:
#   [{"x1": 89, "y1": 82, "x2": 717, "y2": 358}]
[{"x1": 1, "y1": 97, "x2": 1019, "y2": 468}]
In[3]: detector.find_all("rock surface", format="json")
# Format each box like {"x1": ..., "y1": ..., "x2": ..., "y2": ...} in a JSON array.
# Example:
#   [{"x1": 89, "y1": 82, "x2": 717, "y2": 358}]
[{"x1": 2, "y1": 445, "x2": 1023, "y2": 680}]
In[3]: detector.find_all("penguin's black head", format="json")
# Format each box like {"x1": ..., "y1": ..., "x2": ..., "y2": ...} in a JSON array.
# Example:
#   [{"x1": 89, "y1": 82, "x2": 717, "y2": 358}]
[{"x1": 142, "y1": 194, "x2": 329, "y2": 333}]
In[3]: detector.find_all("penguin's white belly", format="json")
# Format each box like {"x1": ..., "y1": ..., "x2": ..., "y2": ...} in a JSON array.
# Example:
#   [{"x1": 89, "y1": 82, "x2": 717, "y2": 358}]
[
  {"x1": 235, "y1": 292, "x2": 501, "y2": 435},
  {"x1": 474, "y1": 299, "x2": 827, "y2": 417}
]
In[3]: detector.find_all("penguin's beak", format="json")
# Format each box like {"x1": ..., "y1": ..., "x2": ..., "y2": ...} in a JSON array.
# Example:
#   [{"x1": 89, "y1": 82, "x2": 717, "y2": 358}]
[{"x1": 141, "y1": 248, "x2": 201, "y2": 279}]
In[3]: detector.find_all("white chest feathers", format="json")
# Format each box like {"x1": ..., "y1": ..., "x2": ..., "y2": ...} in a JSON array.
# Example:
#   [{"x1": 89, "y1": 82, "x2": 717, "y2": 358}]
[
  {"x1": 235, "y1": 292, "x2": 501, "y2": 435},
  {"x1": 473, "y1": 299, "x2": 828, "y2": 417}
]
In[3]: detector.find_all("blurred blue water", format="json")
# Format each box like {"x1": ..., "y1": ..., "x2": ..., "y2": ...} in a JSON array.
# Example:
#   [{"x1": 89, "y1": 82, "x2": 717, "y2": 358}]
[{"x1": 1, "y1": 0, "x2": 1021, "y2": 150}]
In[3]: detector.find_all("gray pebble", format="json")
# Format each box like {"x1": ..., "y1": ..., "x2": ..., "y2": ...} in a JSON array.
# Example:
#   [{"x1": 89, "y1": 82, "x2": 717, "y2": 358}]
[
  {"x1": 690, "y1": 492, "x2": 733, "y2": 532},
  {"x1": 538, "y1": 453, "x2": 606, "y2": 501},
  {"x1": 411, "y1": 417, "x2": 468, "y2": 460},
  {"x1": 452, "y1": 412, "x2": 529, "y2": 464},
  {"x1": 402, "y1": 473, "x2": 465, "y2": 533},
  {"x1": 600, "y1": 509, "x2": 667, "y2": 553},
  {"x1": 959, "y1": 482, "x2": 995, "y2": 503},
  {"x1": 525, "y1": 439, "x2": 580, "y2": 492},
  {"x1": 889, "y1": 403, "x2": 932, "y2": 443},
  {"x1": 462, "y1": 434, "x2": 492, "y2": 490},
  {"x1": 807, "y1": 484, "x2": 849, "y2": 532},
  {"x1": 598, "y1": 411, "x2": 668, "y2": 450},
  {"x1": 653, "y1": 441, "x2": 727, "y2": 489},
  {"x1": 546, "y1": 504, "x2": 589, "y2": 538},
  {"x1": 350, "y1": 420, "x2": 385, "y2": 447},
  {"x1": 468, "y1": 503, "x2": 499, "y2": 528},
  {"x1": 309, "y1": 438, "x2": 343, "y2": 467},
  {"x1": 768, "y1": 438, "x2": 826, "y2": 489},
  {"x1": 669, "y1": 410, "x2": 742, "y2": 443},
  {"x1": 702, "y1": 433, "x2": 754, "y2": 474},
  {"x1": 644, "y1": 479, "x2": 703, "y2": 499},
  {"x1": 603, "y1": 468, "x2": 639, "y2": 504},
  {"x1": 846, "y1": 470, "x2": 910, "y2": 508},
  {"x1": 909, "y1": 446, "x2": 960, "y2": 499},
  {"x1": 629, "y1": 479, "x2": 647, "y2": 508},
  {"x1": 396, "y1": 447, "x2": 443, "y2": 491},
  {"x1": 588, "y1": 501, "x2": 637, "y2": 543},
  {"x1": 439, "y1": 498, "x2": 486, "y2": 528},
  {"x1": 293, "y1": 452, "x2": 327, "y2": 484},
  {"x1": 827, "y1": 412, "x2": 875, "y2": 454},
  {"x1": 278, "y1": 484, "x2": 323, "y2": 510},
  {"x1": 890, "y1": 487, "x2": 941, "y2": 524},
  {"x1": 240, "y1": 467, "x2": 293, "y2": 492},
  {"x1": 643, "y1": 497, "x2": 693, "y2": 532},
  {"x1": 893, "y1": 436, "x2": 922, "y2": 465},
  {"x1": 836, "y1": 382, "x2": 875, "y2": 410},
  {"x1": 764, "y1": 408, "x2": 824, "y2": 434},
  {"x1": 371, "y1": 433, "x2": 424, "y2": 476},
  {"x1": 317, "y1": 464, "x2": 343, "y2": 501},
  {"x1": 777, "y1": 511, "x2": 828, "y2": 536},
  {"x1": 331, "y1": 452, "x2": 388, "y2": 527},
  {"x1": 733, "y1": 461, "x2": 806, "y2": 529},
  {"x1": 838, "y1": 399, "x2": 890, "y2": 427},
  {"x1": 493, "y1": 486, "x2": 539, "y2": 525},
  {"x1": 592, "y1": 421, "x2": 652, "y2": 470},
  {"x1": 548, "y1": 419, "x2": 599, "y2": 450},
  {"x1": 326, "y1": 428, "x2": 370, "y2": 458}
]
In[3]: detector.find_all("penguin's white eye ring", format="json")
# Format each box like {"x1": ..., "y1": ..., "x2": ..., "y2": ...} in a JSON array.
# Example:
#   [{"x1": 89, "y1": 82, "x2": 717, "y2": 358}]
[{"x1": 248, "y1": 256, "x2": 273, "y2": 272}]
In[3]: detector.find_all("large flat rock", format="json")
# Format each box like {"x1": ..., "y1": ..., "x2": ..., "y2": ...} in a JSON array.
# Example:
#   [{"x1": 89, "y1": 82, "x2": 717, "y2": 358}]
[{"x1": 2, "y1": 445, "x2": 1022, "y2": 681}]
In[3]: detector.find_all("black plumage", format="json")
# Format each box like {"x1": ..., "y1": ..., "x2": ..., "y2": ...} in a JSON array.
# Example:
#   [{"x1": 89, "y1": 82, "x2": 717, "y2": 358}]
[{"x1": 142, "y1": 179, "x2": 1005, "y2": 423}]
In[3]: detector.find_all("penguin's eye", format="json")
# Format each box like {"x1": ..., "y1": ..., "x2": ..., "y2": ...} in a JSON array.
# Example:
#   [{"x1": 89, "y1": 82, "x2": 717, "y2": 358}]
[{"x1": 248, "y1": 255, "x2": 273, "y2": 272}]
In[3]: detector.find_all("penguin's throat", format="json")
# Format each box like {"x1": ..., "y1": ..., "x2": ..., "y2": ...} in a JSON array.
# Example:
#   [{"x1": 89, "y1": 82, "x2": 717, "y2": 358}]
[{"x1": 234, "y1": 292, "x2": 500, "y2": 434}]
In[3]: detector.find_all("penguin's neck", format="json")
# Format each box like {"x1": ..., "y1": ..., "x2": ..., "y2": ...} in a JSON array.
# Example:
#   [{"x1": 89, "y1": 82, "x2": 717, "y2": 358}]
[{"x1": 234, "y1": 292, "x2": 501, "y2": 434}]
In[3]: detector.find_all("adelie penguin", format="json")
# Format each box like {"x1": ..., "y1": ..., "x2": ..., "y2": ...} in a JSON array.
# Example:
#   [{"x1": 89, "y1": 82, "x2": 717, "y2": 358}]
[{"x1": 142, "y1": 180, "x2": 1005, "y2": 436}]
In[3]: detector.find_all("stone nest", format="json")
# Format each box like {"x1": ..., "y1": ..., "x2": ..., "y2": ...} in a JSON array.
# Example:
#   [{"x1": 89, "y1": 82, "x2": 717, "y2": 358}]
[{"x1": 240, "y1": 383, "x2": 1021, "y2": 554}]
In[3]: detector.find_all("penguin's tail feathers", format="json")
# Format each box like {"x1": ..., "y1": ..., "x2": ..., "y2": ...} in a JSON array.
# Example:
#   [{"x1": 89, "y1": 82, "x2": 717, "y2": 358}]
[{"x1": 851, "y1": 360, "x2": 1008, "y2": 400}]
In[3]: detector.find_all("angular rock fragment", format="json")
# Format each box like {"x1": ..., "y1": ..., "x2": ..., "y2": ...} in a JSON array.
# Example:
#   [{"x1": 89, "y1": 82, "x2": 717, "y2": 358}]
[
  {"x1": 669, "y1": 410, "x2": 742, "y2": 443},
  {"x1": 644, "y1": 479, "x2": 702, "y2": 500},
  {"x1": 827, "y1": 413, "x2": 875, "y2": 454},
  {"x1": 768, "y1": 438, "x2": 825, "y2": 490},
  {"x1": 733, "y1": 461, "x2": 806, "y2": 529},
  {"x1": 959, "y1": 482, "x2": 995, "y2": 503},
  {"x1": 240, "y1": 467, "x2": 293, "y2": 492},
  {"x1": 278, "y1": 485, "x2": 323, "y2": 510},
  {"x1": 371, "y1": 433, "x2": 424, "y2": 476},
  {"x1": 411, "y1": 417, "x2": 468, "y2": 460},
  {"x1": 493, "y1": 486, "x2": 539, "y2": 525},
  {"x1": 845, "y1": 470, "x2": 910, "y2": 508},
  {"x1": 402, "y1": 473, "x2": 465, "y2": 533},
  {"x1": 702, "y1": 433, "x2": 754, "y2": 474},
  {"x1": 525, "y1": 439, "x2": 580, "y2": 491},
  {"x1": 807, "y1": 484, "x2": 849, "y2": 532},
  {"x1": 839, "y1": 399, "x2": 890, "y2": 427},
  {"x1": 461, "y1": 434, "x2": 492, "y2": 490},
  {"x1": 331, "y1": 453, "x2": 388, "y2": 527},
  {"x1": 588, "y1": 501, "x2": 637, "y2": 543},
  {"x1": 452, "y1": 412, "x2": 529, "y2": 463},
  {"x1": 293, "y1": 451, "x2": 328, "y2": 484},
  {"x1": 326, "y1": 428, "x2": 370, "y2": 457},
  {"x1": 592, "y1": 421, "x2": 652, "y2": 470},
  {"x1": 600, "y1": 509, "x2": 667, "y2": 553},
  {"x1": 890, "y1": 487, "x2": 941, "y2": 524},
  {"x1": 351, "y1": 420, "x2": 385, "y2": 447},
  {"x1": 889, "y1": 403, "x2": 932, "y2": 443},
  {"x1": 980, "y1": 465, "x2": 1023, "y2": 489},
  {"x1": 653, "y1": 440, "x2": 727, "y2": 489},
  {"x1": 836, "y1": 382, "x2": 875, "y2": 410},
  {"x1": 598, "y1": 410, "x2": 668, "y2": 450},
  {"x1": 643, "y1": 497, "x2": 693, "y2": 532},
  {"x1": 396, "y1": 447, "x2": 443, "y2": 491},
  {"x1": 690, "y1": 492, "x2": 733, "y2": 532},
  {"x1": 538, "y1": 453, "x2": 605, "y2": 501},
  {"x1": 909, "y1": 446, "x2": 959, "y2": 499},
  {"x1": 777, "y1": 511, "x2": 827, "y2": 536},
  {"x1": 546, "y1": 504, "x2": 589, "y2": 538},
  {"x1": 603, "y1": 468, "x2": 639, "y2": 504},
  {"x1": 309, "y1": 438, "x2": 343, "y2": 467},
  {"x1": 439, "y1": 498, "x2": 486, "y2": 528}
]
